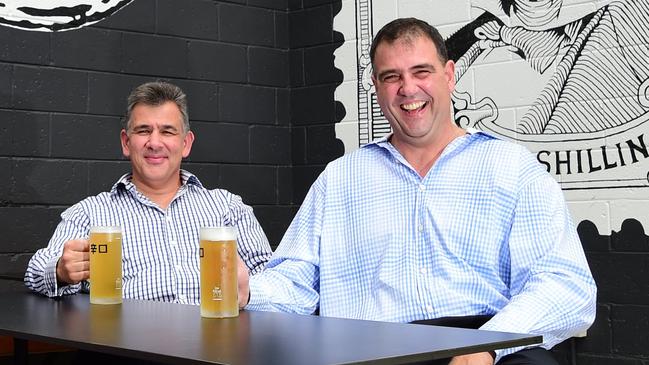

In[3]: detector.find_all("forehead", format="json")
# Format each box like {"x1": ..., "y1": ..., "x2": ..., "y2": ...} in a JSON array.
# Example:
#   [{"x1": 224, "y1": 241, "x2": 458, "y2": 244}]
[
  {"x1": 129, "y1": 101, "x2": 183, "y2": 128},
  {"x1": 373, "y1": 36, "x2": 441, "y2": 70}
]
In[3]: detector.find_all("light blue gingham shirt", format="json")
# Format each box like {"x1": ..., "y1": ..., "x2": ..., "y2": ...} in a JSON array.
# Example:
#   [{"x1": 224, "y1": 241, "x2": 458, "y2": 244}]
[
  {"x1": 25, "y1": 170, "x2": 272, "y2": 305},
  {"x1": 247, "y1": 130, "x2": 596, "y2": 360}
]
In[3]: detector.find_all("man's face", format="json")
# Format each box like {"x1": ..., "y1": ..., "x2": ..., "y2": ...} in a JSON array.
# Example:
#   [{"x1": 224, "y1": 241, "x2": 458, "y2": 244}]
[
  {"x1": 372, "y1": 35, "x2": 456, "y2": 149},
  {"x1": 120, "y1": 101, "x2": 194, "y2": 190}
]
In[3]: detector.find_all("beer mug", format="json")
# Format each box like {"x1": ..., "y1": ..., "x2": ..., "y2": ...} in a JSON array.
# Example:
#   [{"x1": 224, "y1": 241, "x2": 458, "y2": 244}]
[
  {"x1": 88, "y1": 226, "x2": 123, "y2": 305},
  {"x1": 199, "y1": 226, "x2": 238, "y2": 318}
]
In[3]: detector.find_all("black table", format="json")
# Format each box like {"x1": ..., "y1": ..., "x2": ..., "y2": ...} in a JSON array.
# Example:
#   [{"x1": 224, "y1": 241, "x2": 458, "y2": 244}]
[{"x1": 0, "y1": 290, "x2": 541, "y2": 364}]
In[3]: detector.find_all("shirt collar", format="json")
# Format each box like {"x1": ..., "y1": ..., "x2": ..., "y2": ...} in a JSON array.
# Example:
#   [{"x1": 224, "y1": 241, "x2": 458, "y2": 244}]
[
  {"x1": 362, "y1": 128, "x2": 492, "y2": 150},
  {"x1": 361, "y1": 128, "x2": 493, "y2": 166},
  {"x1": 110, "y1": 169, "x2": 203, "y2": 195}
]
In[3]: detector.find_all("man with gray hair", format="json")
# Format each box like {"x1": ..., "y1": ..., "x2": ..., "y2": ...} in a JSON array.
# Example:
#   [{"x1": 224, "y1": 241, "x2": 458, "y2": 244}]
[{"x1": 26, "y1": 81, "x2": 272, "y2": 305}]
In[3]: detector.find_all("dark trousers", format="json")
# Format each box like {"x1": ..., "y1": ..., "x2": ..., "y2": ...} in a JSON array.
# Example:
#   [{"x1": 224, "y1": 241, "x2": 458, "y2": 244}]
[{"x1": 410, "y1": 316, "x2": 559, "y2": 365}]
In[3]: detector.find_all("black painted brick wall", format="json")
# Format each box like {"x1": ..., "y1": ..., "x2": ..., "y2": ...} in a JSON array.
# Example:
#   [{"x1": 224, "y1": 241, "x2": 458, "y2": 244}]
[
  {"x1": 564, "y1": 220, "x2": 649, "y2": 364},
  {"x1": 289, "y1": 1, "x2": 345, "y2": 203},
  {"x1": 0, "y1": 1, "x2": 294, "y2": 284}
]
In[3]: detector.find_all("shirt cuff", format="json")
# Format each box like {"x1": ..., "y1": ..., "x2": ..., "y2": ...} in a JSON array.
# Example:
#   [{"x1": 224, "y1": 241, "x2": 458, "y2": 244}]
[
  {"x1": 45, "y1": 257, "x2": 81, "y2": 297},
  {"x1": 245, "y1": 276, "x2": 270, "y2": 311}
]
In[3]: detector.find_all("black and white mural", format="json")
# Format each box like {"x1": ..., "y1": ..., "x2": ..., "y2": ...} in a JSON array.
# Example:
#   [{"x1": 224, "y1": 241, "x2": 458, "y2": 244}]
[
  {"x1": 334, "y1": 0, "x2": 649, "y2": 232},
  {"x1": 0, "y1": 0, "x2": 132, "y2": 31}
]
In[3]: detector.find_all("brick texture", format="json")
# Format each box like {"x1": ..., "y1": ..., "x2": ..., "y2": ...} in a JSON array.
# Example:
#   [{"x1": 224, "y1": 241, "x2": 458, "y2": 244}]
[
  {"x1": 13, "y1": 66, "x2": 88, "y2": 113},
  {"x1": 0, "y1": 207, "x2": 65, "y2": 253},
  {"x1": 156, "y1": 0, "x2": 219, "y2": 40},
  {"x1": 0, "y1": 27, "x2": 50, "y2": 64},
  {"x1": 51, "y1": 114, "x2": 123, "y2": 160},
  {"x1": 290, "y1": 5, "x2": 333, "y2": 48},
  {"x1": 0, "y1": 110, "x2": 50, "y2": 157},
  {"x1": 189, "y1": 122, "x2": 250, "y2": 163},
  {"x1": 249, "y1": 47, "x2": 289, "y2": 87},
  {"x1": 0, "y1": 1, "x2": 300, "y2": 267},
  {"x1": 95, "y1": 0, "x2": 156, "y2": 33},
  {"x1": 219, "y1": 84, "x2": 276, "y2": 124},
  {"x1": 51, "y1": 28, "x2": 122, "y2": 72},
  {"x1": 219, "y1": 4, "x2": 275, "y2": 47},
  {"x1": 187, "y1": 41, "x2": 247, "y2": 82},
  {"x1": 122, "y1": 33, "x2": 187, "y2": 78}
]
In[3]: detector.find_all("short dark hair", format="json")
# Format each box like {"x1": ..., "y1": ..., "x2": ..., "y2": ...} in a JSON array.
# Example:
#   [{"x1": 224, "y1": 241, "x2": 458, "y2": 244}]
[
  {"x1": 370, "y1": 17, "x2": 448, "y2": 69},
  {"x1": 124, "y1": 81, "x2": 189, "y2": 133}
]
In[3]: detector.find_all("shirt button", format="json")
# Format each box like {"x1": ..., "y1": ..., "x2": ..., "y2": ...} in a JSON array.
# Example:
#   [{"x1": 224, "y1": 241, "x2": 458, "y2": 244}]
[
  {"x1": 169, "y1": 240, "x2": 177, "y2": 246},
  {"x1": 418, "y1": 224, "x2": 424, "y2": 232},
  {"x1": 419, "y1": 267, "x2": 427, "y2": 275},
  {"x1": 419, "y1": 184, "x2": 426, "y2": 192},
  {"x1": 178, "y1": 294, "x2": 187, "y2": 301},
  {"x1": 426, "y1": 305, "x2": 434, "y2": 313},
  {"x1": 175, "y1": 265, "x2": 182, "y2": 271}
]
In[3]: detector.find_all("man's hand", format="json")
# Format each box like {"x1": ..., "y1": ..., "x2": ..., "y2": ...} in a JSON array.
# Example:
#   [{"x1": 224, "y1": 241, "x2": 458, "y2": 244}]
[
  {"x1": 56, "y1": 239, "x2": 90, "y2": 285},
  {"x1": 237, "y1": 257, "x2": 250, "y2": 309},
  {"x1": 449, "y1": 352, "x2": 495, "y2": 365}
]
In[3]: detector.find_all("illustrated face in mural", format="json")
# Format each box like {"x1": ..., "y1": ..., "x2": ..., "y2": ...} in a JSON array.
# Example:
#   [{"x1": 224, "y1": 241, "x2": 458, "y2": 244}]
[
  {"x1": 120, "y1": 102, "x2": 195, "y2": 190},
  {"x1": 0, "y1": 0, "x2": 132, "y2": 31},
  {"x1": 372, "y1": 36, "x2": 456, "y2": 150}
]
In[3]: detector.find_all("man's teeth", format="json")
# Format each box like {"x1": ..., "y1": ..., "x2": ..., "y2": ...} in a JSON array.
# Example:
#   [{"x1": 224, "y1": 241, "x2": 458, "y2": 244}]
[{"x1": 401, "y1": 101, "x2": 426, "y2": 111}]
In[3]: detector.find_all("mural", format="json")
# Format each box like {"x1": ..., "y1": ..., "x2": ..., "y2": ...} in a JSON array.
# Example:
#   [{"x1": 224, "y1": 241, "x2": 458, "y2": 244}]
[
  {"x1": 0, "y1": 0, "x2": 132, "y2": 31},
  {"x1": 334, "y1": 0, "x2": 649, "y2": 232}
]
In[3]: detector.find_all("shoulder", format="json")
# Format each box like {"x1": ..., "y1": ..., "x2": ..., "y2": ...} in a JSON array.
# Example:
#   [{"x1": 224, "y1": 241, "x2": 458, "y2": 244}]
[
  {"x1": 322, "y1": 143, "x2": 389, "y2": 177},
  {"x1": 459, "y1": 131, "x2": 552, "y2": 192},
  {"x1": 60, "y1": 191, "x2": 113, "y2": 219},
  {"x1": 182, "y1": 171, "x2": 236, "y2": 204},
  {"x1": 466, "y1": 131, "x2": 545, "y2": 173},
  {"x1": 466, "y1": 131, "x2": 531, "y2": 156},
  {"x1": 194, "y1": 185, "x2": 252, "y2": 213}
]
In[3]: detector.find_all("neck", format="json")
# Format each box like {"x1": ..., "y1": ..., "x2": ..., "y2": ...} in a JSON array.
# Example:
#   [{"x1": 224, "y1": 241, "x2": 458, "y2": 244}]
[
  {"x1": 393, "y1": 127, "x2": 466, "y2": 178},
  {"x1": 131, "y1": 175, "x2": 182, "y2": 210}
]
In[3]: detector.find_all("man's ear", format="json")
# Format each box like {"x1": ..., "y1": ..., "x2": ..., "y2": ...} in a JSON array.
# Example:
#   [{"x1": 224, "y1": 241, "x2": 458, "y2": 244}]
[
  {"x1": 182, "y1": 131, "x2": 195, "y2": 158},
  {"x1": 120, "y1": 129, "x2": 131, "y2": 158},
  {"x1": 444, "y1": 60, "x2": 456, "y2": 92}
]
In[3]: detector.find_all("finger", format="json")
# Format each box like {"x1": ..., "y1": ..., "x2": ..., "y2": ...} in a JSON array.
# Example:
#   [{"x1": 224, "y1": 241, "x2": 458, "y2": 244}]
[
  {"x1": 65, "y1": 239, "x2": 89, "y2": 253},
  {"x1": 70, "y1": 270, "x2": 90, "y2": 283},
  {"x1": 237, "y1": 257, "x2": 247, "y2": 274},
  {"x1": 79, "y1": 270, "x2": 90, "y2": 281},
  {"x1": 80, "y1": 260, "x2": 90, "y2": 272},
  {"x1": 237, "y1": 258, "x2": 250, "y2": 308}
]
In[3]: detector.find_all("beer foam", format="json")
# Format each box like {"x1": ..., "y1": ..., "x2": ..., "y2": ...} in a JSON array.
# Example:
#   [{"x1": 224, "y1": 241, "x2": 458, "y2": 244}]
[
  {"x1": 90, "y1": 226, "x2": 121, "y2": 234},
  {"x1": 200, "y1": 227, "x2": 237, "y2": 241}
]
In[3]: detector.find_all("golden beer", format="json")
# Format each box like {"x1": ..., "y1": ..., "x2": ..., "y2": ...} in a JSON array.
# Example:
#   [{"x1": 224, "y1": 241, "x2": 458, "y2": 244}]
[
  {"x1": 200, "y1": 227, "x2": 238, "y2": 318},
  {"x1": 89, "y1": 226, "x2": 122, "y2": 305}
]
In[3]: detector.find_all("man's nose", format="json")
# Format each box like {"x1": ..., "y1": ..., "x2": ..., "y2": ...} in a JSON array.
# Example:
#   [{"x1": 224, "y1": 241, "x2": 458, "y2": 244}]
[
  {"x1": 146, "y1": 130, "x2": 163, "y2": 147},
  {"x1": 398, "y1": 75, "x2": 418, "y2": 96}
]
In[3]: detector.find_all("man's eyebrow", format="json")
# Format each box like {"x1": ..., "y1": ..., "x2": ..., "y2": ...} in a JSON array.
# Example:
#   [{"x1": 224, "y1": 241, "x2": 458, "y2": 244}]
[
  {"x1": 376, "y1": 63, "x2": 437, "y2": 79},
  {"x1": 131, "y1": 124, "x2": 151, "y2": 131},
  {"x1": 159, "y1": 124, "x2": 180, "y2": 131},
  {"x1": 411, "y1": 63, "x2": 436, "y2": 71},
  {"x1": 130, "y1": 123, "x2": 179, "y2": 131},
  {"x1": 376, "y1": 68, "x2": 398, "y2": 79}
]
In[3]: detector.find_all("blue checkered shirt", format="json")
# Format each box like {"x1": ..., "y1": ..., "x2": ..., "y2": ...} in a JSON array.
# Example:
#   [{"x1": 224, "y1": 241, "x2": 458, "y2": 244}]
[
  {"x1": 25, "y1": 170, "x2": 272, "y2": 305},
  {"x1": 247, "y1": 131, "x2": 596, "y2": 360}
]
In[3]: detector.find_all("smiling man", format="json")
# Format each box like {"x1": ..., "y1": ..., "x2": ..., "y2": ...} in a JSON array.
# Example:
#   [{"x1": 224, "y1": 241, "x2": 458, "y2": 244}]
[
  {"x1": 25, "y1": 81, "x2": 272, "y2": 305},
  {"x1": 237, "y1": 18, "x2": 596, "y2": 365}
]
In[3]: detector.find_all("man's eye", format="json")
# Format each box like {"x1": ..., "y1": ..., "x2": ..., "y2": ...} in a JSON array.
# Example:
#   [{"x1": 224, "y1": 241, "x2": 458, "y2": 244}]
[
  {"x1": 135, "y1": 130, "x2": 151, "y2": 135},
  {"x1": 382, "y1": 74, "x2": 399, "y2": 83},
  {"x1": 415, "y1": 70, "x2": 431, "y2": 78},
  {"x1": 162, "y1": 131, "x2": 176, "y2": 136}
]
